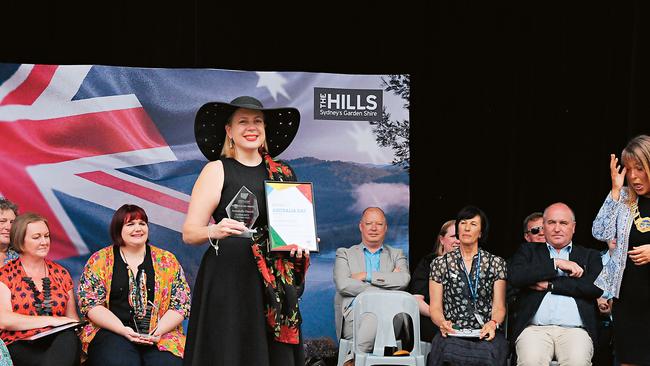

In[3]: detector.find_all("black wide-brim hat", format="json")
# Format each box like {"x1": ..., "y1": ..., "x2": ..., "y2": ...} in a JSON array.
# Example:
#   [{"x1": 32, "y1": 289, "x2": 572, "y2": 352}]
[{"x1": 194, "y1": 96, "x2": 301, "y2": 161}]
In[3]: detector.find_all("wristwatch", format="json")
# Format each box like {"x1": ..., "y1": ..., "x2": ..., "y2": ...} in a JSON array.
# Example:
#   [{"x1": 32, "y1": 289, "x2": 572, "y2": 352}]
[{"x1": 547, "y1": 281, "x2": 554, "y2": 292}]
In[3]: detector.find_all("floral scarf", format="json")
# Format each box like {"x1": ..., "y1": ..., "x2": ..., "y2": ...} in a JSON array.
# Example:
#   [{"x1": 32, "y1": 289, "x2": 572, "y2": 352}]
[{"x1": 251, "y1": 153, "x2": 310, "y2": 344}]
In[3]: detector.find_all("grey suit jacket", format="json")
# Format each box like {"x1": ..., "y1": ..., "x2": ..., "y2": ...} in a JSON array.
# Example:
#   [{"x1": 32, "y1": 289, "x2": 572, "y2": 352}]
[{"x1": 333, "y1": 243, "x2": 410, "y2": 339}]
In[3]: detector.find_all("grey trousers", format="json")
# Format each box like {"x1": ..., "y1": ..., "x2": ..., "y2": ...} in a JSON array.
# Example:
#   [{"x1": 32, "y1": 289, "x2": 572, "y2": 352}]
[{"x1": 342, "y1": 311, "x2": 410, "y2": 361}]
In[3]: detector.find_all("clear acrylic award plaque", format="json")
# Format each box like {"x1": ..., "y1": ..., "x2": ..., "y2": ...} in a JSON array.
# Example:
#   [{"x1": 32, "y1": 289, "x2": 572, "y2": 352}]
[{"x1": 225, "y1": 186, "x2": 259, "y2": 238}]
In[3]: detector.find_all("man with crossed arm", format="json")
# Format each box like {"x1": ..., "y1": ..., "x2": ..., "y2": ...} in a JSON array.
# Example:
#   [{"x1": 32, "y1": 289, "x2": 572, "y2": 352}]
[
  {"x1": 509, "y1": 202, "x2": 603, "y2": 366},
  {"x1": 334, "y1": 207, "x2": 410, "y2": 366}
]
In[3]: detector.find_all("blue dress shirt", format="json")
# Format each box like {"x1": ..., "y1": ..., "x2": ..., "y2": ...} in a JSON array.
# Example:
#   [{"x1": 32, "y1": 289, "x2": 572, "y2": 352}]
[
  {"x1": 531, "y1": 242, "x2": 584, "y2": 328},
  {"x1": 363, "y1": 246, "x2": 383, "y2": 282}
]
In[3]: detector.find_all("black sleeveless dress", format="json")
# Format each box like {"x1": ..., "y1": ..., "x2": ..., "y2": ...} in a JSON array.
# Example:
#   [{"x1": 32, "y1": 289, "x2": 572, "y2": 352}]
[
  {"x1": 183, "y1": 158, "x2": 304, "y2": 366},
  {"x1": 613, "y1": 195, "x2": 650, "y2": 364}
]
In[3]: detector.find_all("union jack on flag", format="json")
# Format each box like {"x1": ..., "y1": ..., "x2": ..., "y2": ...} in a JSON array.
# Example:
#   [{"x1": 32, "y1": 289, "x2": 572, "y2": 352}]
[
  {"x1": 1, "y1": 64, "x2": 192, "y2": 263},
  {"x1": 0, "y1": 64, "x2": 302, "y2": 264}
]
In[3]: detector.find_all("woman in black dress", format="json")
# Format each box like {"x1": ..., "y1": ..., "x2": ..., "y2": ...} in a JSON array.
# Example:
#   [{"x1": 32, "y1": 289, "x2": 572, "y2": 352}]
[
  {"x1": 182, "y1": 96, "x2": 309, "y2": 366},
  {"x1": 593, "y1": 134, "x2": 650, "y2": 366}
]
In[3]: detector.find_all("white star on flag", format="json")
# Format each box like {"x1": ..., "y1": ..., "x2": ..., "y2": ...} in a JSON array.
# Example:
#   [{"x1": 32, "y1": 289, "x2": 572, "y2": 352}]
[
  {"x1": 256, "y1": 72, "x2": 290, "y2": 101},
  {"x1": 347, "y1": 123, "x2": 392, "y2": 164}
]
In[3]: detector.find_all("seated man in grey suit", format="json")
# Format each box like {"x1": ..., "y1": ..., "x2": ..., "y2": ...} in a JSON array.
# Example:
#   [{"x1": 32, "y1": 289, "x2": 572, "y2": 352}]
[{"x1": 334, "y1": 207, "x2": 410, "y2": 366}]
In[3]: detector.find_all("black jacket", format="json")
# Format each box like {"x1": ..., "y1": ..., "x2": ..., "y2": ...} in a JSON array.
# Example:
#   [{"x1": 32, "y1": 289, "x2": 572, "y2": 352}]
[{"x1": 508, "y1": 242, "x2": 603, "y2": 344}]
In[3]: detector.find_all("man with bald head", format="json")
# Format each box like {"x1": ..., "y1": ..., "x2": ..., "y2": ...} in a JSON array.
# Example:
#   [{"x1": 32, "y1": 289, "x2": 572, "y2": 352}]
[
  {"x1": 334, "y1": 207, "x2": 410, "y2": 366},
  {"x1": 509, "y1": 203, "x2": 603, "y2": 366}
]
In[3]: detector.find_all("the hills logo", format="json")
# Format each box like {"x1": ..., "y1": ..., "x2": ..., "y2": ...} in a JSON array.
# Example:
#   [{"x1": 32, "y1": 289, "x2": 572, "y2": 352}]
[{"x1": 314, "y1": 87, "x2": 383, "y2": 121}]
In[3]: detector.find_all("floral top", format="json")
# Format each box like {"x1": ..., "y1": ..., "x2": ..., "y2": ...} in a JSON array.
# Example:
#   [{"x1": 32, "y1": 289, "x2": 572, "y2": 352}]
[
  {"x1": 430, "y1": 248, "x2": 507, "y2": 329},
  {"x1": 0, "y1": 249, "x2": 18, "y2": 365},
  {"x1": 1, "y1": 249, "x2": 18, "y2": 267},
  {"x1": 78, "y1": 245, "x2": 191, "y2": 357},
  {"x1": 0, "y1": 259, "x2": 74, "y2": 345},
  {"x1": 0, "y1": 340, "x2": 11, "y2": 366}
]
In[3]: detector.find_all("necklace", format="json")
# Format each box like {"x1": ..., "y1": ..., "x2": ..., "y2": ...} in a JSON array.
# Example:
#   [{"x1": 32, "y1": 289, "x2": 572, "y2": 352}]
[
  {"x1": 119, "y1": 247, "x2": 148, "y2": 320},
  {"x1": 632, "y1": 202, "x2": 650, "y2": 233},
  {"x1": 21, "y1": 261, "x2": 52, "y2": 316},
  {"x1": 119, "y1": 247, "x2": 145, "y2": 271}
]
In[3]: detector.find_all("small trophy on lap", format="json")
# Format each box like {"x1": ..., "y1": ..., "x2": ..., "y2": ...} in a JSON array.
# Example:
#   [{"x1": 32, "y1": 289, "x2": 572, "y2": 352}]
[
  {"x1": 226, "y1": 186, "x2": 259, "y2": 238},
  {"x1": 133, "y1": 301, "x2": 159, "y2": 340}
]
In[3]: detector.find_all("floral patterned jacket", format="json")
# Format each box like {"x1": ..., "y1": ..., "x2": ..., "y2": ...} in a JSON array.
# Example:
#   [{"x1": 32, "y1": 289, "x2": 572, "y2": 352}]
[
  {"x1": 593, "y1": 187, "x2": 634, "y2": 299},
  {"x1": 78, "y1": 245, "x2": 191, "y2": 357}
]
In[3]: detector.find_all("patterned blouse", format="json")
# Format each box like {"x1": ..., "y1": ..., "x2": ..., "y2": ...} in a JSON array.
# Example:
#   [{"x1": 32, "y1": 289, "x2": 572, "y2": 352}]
[
  {"x1": 0, "y1": 259, "x2": 74, "y2": 345},
  {"x1": 430, "y1": 247, "x2": 507, "y2": 329},
  {"x1": 1, "y1": 249, "x2": 18, "y2": 267},
  {"x1": 78, "y1": 245, "x2": 191, "y2": 358},
  {"x1": 0, "y1": 340, "x2": 10, "y2": 366},
  {"x1": 1, "y1": 250, "x2": 21, "y2": 366}
]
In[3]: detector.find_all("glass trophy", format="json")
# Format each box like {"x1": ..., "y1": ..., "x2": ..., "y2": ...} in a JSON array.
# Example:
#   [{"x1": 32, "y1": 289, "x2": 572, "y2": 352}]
[
  {"x1": 225, "y1": 186, "x2": 259, "y2": 238},
  {"x1": 133, "y1": 302, "x2": 153, "y2": 335},
  {"x1": 133, "y1": 301, "x2": 159, "y2": 340}
]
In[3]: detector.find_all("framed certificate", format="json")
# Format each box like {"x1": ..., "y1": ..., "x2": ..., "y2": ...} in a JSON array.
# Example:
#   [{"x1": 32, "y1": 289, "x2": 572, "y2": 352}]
[{"x1": 264, "y1": 181, "x2": 319, "y2": 252}]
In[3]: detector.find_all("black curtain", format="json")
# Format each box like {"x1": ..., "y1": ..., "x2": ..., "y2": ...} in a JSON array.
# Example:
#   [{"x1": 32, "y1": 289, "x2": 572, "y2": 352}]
[
  {"x1": 1, "y1": 1, "x2": 648, "y2": 268},
  {"x1": 418, "y1": 0, "x2": 647, "y2": 267}
]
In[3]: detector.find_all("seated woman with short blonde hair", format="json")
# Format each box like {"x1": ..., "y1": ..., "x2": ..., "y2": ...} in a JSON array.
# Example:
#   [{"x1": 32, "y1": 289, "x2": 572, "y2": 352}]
[{"x1": 0, "y1": 213, "x2": 81, "y2": 366}]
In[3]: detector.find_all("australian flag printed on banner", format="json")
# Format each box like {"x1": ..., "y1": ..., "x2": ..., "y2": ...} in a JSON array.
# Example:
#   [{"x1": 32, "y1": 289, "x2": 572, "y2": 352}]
[{"x1": 0, "y1": 64, "x2": 410, "y2": 340}]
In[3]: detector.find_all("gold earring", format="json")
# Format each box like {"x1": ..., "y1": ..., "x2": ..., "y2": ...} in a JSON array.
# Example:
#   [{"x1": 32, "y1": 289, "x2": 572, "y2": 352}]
[{"x1": 229, "y1": 138, "x2": 234, "y2": 149}]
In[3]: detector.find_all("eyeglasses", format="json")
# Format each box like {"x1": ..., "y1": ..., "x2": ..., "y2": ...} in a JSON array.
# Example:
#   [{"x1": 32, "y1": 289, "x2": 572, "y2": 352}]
[{"x1": 525, "y1": 226, "x2": 543, "y2": 235}]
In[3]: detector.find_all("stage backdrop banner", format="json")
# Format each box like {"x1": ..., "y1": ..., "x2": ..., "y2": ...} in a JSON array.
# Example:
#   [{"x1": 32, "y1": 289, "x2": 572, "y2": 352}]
[{"x1": 0, "y1": 64, "x2": 409, "y2": 340}]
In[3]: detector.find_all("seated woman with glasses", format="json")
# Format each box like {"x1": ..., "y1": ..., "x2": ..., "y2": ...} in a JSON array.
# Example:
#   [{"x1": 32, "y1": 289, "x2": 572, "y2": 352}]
[
  {"x1": 427, "y1": 206, "x2": 508, "y2": 366},
  {"x1": 0, "y1": 213, "x2": 81, "y2": 366},
  {"x1": 78, "y1": 204, "x2": 191, "y2": 366},
  {"x1": 522, "y1": 212, "x2": 545, "y2": 243}
]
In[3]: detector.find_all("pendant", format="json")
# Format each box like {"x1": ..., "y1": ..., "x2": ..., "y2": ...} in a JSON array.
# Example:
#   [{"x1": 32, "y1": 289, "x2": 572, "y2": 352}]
[{"x1": 211, "y1": 239, "x2": 220, "y2": 256}]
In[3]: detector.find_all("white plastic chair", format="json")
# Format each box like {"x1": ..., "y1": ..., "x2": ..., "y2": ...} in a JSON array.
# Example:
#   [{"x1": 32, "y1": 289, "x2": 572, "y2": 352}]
[
  {"x1": 337, "y1": 338, "x2": 352, "y2": 366},
  {"x1": 419, "y1": 341, "x2": 431, "y2": 361},
  {"x1": 338, "y1": 336, "x2": 411, "y2": 365},
  {"x1": 352, "y1": 291, "x2": 426, "y2": 366}
]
